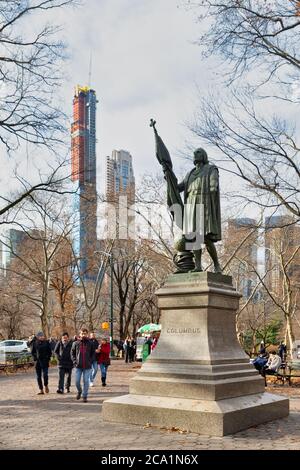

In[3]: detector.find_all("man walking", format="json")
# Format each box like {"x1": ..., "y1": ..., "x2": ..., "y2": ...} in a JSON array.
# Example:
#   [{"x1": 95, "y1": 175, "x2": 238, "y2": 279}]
[
  {"x1": 71, "y1": 328, "x2": 94, "y2": 403},
  {"x1": 30, "y1": 332, "x2": 52, "y2": 395},
  {"x1": 89, "y1": 331, "x2": 99, "y2": 387},
  {"x1": 54, "y1": 332, "x2": 73, "y2": 394},
  {"x1": 124, "y1": 336, "x2": 133, "y2": 363},
  {"x1": 278, "y1": 341, "x2": 287, "y2": 362}
]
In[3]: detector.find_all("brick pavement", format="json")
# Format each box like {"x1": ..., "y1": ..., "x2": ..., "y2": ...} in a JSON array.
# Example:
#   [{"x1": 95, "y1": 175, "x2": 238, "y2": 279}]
[{"x1": 0, "y1": 361, "x2": 300, "y2": 450}]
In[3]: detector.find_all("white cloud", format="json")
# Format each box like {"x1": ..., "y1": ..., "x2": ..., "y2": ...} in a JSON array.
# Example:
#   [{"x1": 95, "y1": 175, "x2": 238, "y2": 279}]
[
  {"x1": 4, "y1": 0, "x2": 294, "y2": 224},
  {"x1": 59, "y1": 0, "x2": 213, "y2": 191}
]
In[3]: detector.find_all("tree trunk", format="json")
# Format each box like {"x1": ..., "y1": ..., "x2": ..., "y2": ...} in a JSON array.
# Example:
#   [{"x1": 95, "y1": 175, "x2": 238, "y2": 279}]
[
  {"x1": 251, "y1": 332, "x2": 257, "y2": 357},
  {"x1": 285, "y1": 315, "x2": 295, "y2": 352},
  {"x1": 119, "y1": 304, "x2": 125, "y2": 340},
  {"x1": 40, "y1": 311, "x2": 49, "y2": 338},
  {"x1": 60, "y1": 306, "x2": 67, "y2": 331},
  {"x1": 41, "y1": 268, "x2": 50, "y2": 338},
  {"x1": 88, "y1": 308, "x2": 94, "y2": 332},
  {"x1": 235, "y1": 313, "x2": 243, "y2": 347},
  {"x1": 124, "y1": 306, "x2": 135, "y2": 338}
]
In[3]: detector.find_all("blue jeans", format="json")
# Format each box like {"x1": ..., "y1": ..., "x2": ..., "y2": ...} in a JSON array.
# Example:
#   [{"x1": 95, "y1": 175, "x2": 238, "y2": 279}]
[
  {"x1": 75, "y1": 368, "x2": 91, "y2": 398},
  {"x1": 90, "y1": 360, "x2": 98, "y2": 383},
  {"x1": 99, "y1": 363, "x2": 108, "y2": 380}
]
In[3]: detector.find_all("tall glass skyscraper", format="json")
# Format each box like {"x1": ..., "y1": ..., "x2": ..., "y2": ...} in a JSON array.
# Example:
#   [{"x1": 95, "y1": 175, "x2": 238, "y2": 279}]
[
  {"x1": 106, "y1": 150, "x2": 135, "y2": 241},
  {"x1": 106, "y1": 150, "x2": 135, "y2": 198}
]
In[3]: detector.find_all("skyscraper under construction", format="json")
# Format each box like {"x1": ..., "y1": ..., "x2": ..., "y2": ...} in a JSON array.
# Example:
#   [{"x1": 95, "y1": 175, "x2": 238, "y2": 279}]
[{"x1": 71, "y1": 85, "x2": 98, "y2": 276}]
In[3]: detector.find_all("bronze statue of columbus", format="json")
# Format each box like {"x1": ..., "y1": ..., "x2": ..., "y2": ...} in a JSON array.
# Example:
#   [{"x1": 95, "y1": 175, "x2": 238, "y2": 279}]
[
  {"x1": 178, "y1": 147, "x2": 222, "y2": 273},
  {"x1": 150, "y1": 119, "x2": 222, "y2": 274}
]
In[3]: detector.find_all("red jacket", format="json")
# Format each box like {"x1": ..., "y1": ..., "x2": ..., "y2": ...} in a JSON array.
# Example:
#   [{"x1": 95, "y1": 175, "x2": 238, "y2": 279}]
[{"x1": 97, "y1": 343, "x2": 110, "y2": 364}]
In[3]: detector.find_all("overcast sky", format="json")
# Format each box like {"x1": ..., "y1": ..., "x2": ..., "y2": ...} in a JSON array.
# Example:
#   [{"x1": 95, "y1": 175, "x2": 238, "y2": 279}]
[
  {"x1": 59, "y1": 0, "x2": 217, "y2": 190},
  {"x1": 3, "y1": 0, "x2": 296, "y2": 224},
  {"x1": 1, "y1": 0, "x2": 252, "y2": 246}
]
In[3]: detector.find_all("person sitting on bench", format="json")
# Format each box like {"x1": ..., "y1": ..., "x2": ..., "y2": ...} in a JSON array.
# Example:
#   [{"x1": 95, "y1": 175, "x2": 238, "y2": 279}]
[
  {"x1": 253, "y1": 354, "x2": 268, "y2": 375},
  {"x1": 262, "y1": 350, "x2": 281, "y2": 377}
]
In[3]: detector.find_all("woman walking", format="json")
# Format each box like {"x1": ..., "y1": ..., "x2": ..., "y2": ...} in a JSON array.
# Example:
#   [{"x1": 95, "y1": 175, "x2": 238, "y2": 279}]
[{"x1": 96, "y1": 338, "x2": 111, "y2": 387}]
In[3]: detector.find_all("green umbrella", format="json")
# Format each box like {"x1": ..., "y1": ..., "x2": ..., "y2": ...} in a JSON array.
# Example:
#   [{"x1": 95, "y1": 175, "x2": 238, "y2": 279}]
[{"x1": 137, "y1": 323, "x2": 161, "y2": 334}]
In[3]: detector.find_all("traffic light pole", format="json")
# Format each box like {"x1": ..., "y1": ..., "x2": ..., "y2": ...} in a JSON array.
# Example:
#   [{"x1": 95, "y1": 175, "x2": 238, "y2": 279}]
[{"x1": 94, "y1": 249, "x2": 115, "y2": 358}]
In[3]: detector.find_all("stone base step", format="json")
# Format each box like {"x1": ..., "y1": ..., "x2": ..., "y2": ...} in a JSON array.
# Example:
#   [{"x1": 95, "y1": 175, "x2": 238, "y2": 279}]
[
  {"x1": 102, "y1": 392, "x2": 289, "y2": 437},
  {"x1": 130, "y1": 374, "x2": 264, "y2": 401}
]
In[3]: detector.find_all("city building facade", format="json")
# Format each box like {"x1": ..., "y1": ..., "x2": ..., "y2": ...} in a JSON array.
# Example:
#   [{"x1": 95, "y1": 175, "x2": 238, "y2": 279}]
[
  {"x1": 105, "y1": 149, "x2": 135, "y2": 241},
  {"x1": 225, "y1": 218, "x2": 259, "y2": 299},
  {"x1": 265, "y1": 215, "x2": 300, "y2": 339}
]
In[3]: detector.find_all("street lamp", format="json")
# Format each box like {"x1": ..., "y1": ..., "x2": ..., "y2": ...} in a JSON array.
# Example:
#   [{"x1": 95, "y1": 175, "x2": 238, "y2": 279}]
[{"x1": 95, "y1": 250, "x2": 114, "y2": 358}]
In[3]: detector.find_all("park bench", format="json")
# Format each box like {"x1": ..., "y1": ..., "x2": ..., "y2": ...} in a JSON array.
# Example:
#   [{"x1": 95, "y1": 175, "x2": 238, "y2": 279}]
[
  {"x1": 284, "y1": 361, "x2": 300, "y2": 386},
  {"x1": 0, "y1": 352, "x2": 34, "y2": 374},
  {"x1": 264, "y1": 362, "x2": 288, "y2": 386},
  {"x1": 264, "y1": 361, "x2": 300, "y2": 386}
]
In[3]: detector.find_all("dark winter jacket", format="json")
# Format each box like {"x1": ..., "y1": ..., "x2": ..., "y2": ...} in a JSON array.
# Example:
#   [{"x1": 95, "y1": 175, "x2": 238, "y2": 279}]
[
  {"x1": 54, "y1": 340, "x2": 73, "y2": 368},
  {"x1": 49, "y1": 339, "x2": 57, "y2": 352},
  {"x1": 278, "y1": 344, "x2": 287, "y2": 360},
  {"x1": 30, "y1": 339, "x2": 52, "y2": 367},
  {"x1": 71, "y1": 338, "x2": 94, "y2": 369},
  {"x1": 89, "y1": 338, "x2": 99, "y2": 361}
]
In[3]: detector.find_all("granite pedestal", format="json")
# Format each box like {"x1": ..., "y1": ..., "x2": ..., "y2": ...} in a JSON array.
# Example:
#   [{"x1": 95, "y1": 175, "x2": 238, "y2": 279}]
[{"x1": 102, "y1": 272, "x2": 289, "y2": 436}]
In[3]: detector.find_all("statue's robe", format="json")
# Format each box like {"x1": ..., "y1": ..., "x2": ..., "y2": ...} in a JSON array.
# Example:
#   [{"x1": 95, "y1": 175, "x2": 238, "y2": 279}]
[{"x1": 178, "y1": 163, "x2": 221, "y2": 242}]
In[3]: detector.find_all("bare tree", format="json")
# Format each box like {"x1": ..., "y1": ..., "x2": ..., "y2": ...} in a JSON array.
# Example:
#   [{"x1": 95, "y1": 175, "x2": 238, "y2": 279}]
[
  {"x1": 98, "y1": 172, "x2": 174, "y2": 339},
  {"x1": 69, "y1": 239, "x2": 112, "y2": 332},
  {"x1": 0, "y1": 277, "x2": 38, "y2": 339},
  {"x1": 188, "y1": 0, "x2": 300, "y2": 218},
  {"x1": 262, "y1": 222, "x2": 300, "y2": 349},
  {"x1": 0, "y1": 0, "x2": 80, "y2": 222},
  {"x1": 0, "y1": 160, "x2": 78, "y2": 221},
  {"x1": 0, "y1": 193, "x2": 75, "y2": 336},
  {"x1": 132, "y1": 289, "x2": 160, "y2": 336},
  {"x1": 0, "y1": 0, "x2": 77, "y2": 151},
  {"x1": 190, "y1": 92, "x2": 300, "y2": 218},
  {"x1": 135, "y1": 173, "x2": 177, "y2": 259},
  {"x1": 50, "y1": 237, "x2": 77, "y2": 333},
  {"x1": 228, "y1": 223, "x2": 300, "y2": 351},
  {"x1": 110, "y1": 239, "x2": 171, "y2": 339},
  {"x1": 237, "y1": 300, "x2": 282, "y2": 357},
  {"x1": 193, "y1": 1, "x2": 300, "y2": 86}
]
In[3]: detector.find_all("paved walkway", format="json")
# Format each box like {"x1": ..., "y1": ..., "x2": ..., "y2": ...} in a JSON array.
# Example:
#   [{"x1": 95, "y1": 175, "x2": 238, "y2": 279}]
[{"x1": 1, "y1": 362, "x2": 300, "y2": 450}]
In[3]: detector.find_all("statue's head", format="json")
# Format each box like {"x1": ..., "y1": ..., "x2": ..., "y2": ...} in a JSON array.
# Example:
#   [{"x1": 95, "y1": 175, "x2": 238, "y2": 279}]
[{"x1": 193, "y1": 148, "x2": 208, "y2": 165}]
